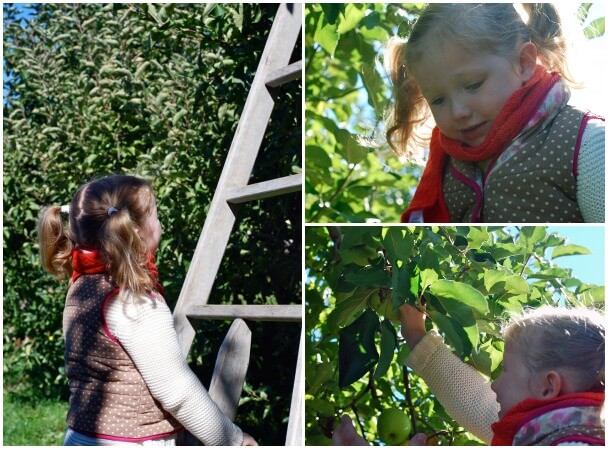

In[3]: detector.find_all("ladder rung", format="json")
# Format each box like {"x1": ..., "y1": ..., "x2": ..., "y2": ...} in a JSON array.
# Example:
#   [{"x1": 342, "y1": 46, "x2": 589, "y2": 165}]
[
  {"x1": 186, "y1": 304, "x2": 302, "y2": 322},
  {"x1": 265, "y1": 61, "x2": 302, "y2": 87},
  {"x1": 226, "y1": 174, "x2": 301, "y2": 204}
]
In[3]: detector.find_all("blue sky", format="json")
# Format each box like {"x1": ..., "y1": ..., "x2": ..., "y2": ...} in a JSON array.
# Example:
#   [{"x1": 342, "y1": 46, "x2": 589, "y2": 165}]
[{"x1": 546, "y1": 226, "x2": 604, "y2": 285}]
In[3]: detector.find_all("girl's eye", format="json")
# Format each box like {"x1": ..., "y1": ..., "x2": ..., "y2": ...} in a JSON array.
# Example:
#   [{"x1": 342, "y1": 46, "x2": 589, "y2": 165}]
[
  {"x1": 466, "y1": 81, "x2": 483, "y2": 91},
  {"x1": 431, "y1": 97, "x2": 445, "y2": 106}
]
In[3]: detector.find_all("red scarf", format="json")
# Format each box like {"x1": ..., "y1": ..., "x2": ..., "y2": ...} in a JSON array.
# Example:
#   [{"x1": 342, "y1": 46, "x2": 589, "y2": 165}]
[
  {"x1": 71, "y1": 247, "x2": 163, "y2": 296},
  {"x1": 402, "y1": 66, "x2": 560, "y2": 223},
  {"x1": 490, "y1": 392, "x2": 605, "y2": 446}
]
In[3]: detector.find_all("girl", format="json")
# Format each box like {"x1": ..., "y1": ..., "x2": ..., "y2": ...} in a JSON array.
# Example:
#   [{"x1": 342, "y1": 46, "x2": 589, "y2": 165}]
[
  {"x1": 38, "y1": 175, "x2": 257, "y2": 446},
  {"x1": 333, "y1": 304, "x2": 605, "y2": 445},
  {"x1": 384, "y1": 4, "x2": 605, "y2": 223}
]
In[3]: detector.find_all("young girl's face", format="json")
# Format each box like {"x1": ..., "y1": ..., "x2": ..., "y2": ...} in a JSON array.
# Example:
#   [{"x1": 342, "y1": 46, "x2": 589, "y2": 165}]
[
  {"x1": 491, "y1": 344, "x2": 542, "y2": 418},
  {"x1": 411, "y1": 41, "x2": 526, "y2": 147}
]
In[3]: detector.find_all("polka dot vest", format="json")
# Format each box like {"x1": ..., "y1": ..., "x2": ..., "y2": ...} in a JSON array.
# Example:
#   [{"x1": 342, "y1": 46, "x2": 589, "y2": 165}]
[
  {"x1": 63, "y1": 274, "x2": 181, "y2": 440},
  {"x1": 443, "y1": 105, "x2": 586, "y2": 223}
]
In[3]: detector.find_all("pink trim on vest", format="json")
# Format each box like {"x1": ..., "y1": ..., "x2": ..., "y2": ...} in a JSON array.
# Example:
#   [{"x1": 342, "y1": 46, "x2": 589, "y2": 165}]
[
  {"x1": 70, "y1": 426, "x2": 182, "y2": 442},
  {"x1": 450, "y1": 165, "x2": 483, "y2": 222},
  {"x1": 573, "y1": 112, "x2": 605, "y2": 179},
  {"x1": 550, "y1": 435, "x2": 605, "y2": 446},
  {"x1": 101, "y1": 287, "x2": 121, "y2": 345}
]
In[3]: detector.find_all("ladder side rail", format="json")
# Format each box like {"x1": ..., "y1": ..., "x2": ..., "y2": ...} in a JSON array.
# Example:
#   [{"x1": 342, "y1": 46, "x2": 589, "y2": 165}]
[
  {"x1": 285, "y1": 332, "x2": 303, "y2": 446},
  {"x1": 173, "y1": 3, "x2": 303, "y2": 356},
  {"x1": 208, "y1": 319, "x2": 252, "y2": 421}
]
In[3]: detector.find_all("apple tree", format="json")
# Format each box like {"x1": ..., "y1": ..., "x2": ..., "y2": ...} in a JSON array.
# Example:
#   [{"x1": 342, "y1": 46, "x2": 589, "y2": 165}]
[{"x1": 305, "y1": 226, "x2": 603, "y2": 445}]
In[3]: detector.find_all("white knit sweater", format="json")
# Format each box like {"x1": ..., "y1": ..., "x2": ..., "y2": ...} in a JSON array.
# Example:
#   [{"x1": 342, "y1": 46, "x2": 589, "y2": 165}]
[
  {"x1": 576, "y1": 119, "x2": 604, "y2": 222},
  {"x1": 406, "y1": 329, "x2": 593, "y2": 445},
  {"x1": 100, "y1": 293, "x2": 244, "y2": 446}
]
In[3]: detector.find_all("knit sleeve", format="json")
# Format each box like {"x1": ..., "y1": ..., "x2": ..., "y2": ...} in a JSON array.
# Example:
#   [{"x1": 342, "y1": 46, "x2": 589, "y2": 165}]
[
  {"x1": 105, "y1": 294, "x2": 244, "y2": 446},
  {"x1": 405, "y1": 329, "x2": 498, "y2": 444},
  {"x1": 576, "y1": 119, "x2": 605, "y2": 223}
]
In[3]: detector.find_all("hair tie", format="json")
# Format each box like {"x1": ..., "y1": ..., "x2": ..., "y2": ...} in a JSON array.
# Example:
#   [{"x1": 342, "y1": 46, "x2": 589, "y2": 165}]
[
  {"x1": 60, "y1": 205, "x2": 70, "y2": 214},
  {"x1": 108, "y1": 207, "x2": 118, "y2": 216}
]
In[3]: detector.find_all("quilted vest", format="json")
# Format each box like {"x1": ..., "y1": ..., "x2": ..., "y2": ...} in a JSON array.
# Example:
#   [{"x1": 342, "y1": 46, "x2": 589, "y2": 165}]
[
  {"x1": 63, "y1": 273, "x2": 181, "y2": 441},
  {"x1": 443, "y1": 105, "x2": 587, "y2": 222}
]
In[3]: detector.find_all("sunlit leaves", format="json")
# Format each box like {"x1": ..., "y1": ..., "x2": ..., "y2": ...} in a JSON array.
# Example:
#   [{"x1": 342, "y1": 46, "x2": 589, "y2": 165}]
[
  {"x1": 305, "y1": 3, "x2": 423, "y2": 222},
  {"x1": 306, "y1": 225, "x2": 603, "y2": 445},
  {"x1": 551, "y1": 244, "x2": 592, "y2": 259},
  {"x1": 430, "y1": 280, "x2": 489, "y2": 315}
]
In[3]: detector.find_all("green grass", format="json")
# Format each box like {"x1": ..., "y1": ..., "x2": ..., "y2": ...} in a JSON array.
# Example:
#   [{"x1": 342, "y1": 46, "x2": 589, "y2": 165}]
[{"x1": 3, "y1": 391, "x2": 67, "y2": 445}]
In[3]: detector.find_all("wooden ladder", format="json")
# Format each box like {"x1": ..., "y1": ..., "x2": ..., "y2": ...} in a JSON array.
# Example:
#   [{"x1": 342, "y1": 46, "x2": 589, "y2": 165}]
[{"x1": 172, "y1": 3, "x2": 302, "y2": 445}]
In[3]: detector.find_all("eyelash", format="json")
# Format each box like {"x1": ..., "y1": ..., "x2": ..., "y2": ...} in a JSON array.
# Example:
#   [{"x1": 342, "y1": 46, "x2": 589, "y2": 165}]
[
  {"x1": 466, "y1": 81, "x2": 483, "y2": 91},
  {"x1": 430, "y1": 81, "x2": 484, "y2": 106}
]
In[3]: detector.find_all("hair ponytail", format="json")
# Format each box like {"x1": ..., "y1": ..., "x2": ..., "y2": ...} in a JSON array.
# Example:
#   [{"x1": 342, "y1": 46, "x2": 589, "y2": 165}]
[
  {"x1": 384, "y1": 37, "x2": 430, "y2": 159},
  {"x1": 521, "y1": 3, "x2": 577, "y2": 85},
  {"x1": 38, "y1": 205, "x2": 74, "y2": 278},
  {"x1": 99, "y1": 207, "x2": 153, "y2": 297}
]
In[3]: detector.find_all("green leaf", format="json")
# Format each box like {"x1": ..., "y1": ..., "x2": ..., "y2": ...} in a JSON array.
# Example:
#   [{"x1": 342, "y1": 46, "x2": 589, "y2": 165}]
[
  {"x1": 328, "y1": 287, "x2": 375, "y2": 330},
  {"x1": 420, "y1": 268, "x2": 439, "y2": 291},
  {"x1": 429, "y1": 280, "x2": 489, "y2": 315},
  {"x1": 337, "y1": 4, "x2": 366, "y2": 34},
  {"x1": 428, "y1": 310, "x2": 472, "y2": 358},
  {"x1": 551, "y1": 244, "x2": 592, "y2": 259},
  {"x1": 383, "y1": 228, "x2": 414, "y2": 266},
  {"x1": 504, "y1": 275, "x2": 530, "y2": 294},
  {"x1": 345, "y1": 266, "x2": 391, "y2": 287},
  {"x1": 584, "y1": 17, "x2": 605, "y2": 39},
  {"x1": 519, "y1": 226, "x2": 546, "y2": 249},
  {"x1": 314, "y1": 13, "x2": 340, "y2": 57},
  {"x1": 483, "y1": 269, "x2": 506, "y2": 293},
  {"x1": 374, "y1": 319, "x2": 397, "y2": 380},
  {"x1": 339, "y1": 309, "x2": 379, "y2": 387},
  {"x1": 470, "y1": 339, "x2": 503, "y2": 378}
]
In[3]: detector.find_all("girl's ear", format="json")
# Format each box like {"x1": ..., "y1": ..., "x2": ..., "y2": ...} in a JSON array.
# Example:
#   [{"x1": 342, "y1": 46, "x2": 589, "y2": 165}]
[
  {"x1": 540, "y1": 370, "x2": 562, "y2": 399},
  {"x1": 518, "y1": 42, "x2": 538, "y2": 83}
]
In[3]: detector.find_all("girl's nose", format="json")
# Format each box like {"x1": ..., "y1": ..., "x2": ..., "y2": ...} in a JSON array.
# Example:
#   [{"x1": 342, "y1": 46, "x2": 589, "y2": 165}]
[
  {"x1": 451, "y1": 98, "x2": 472, "y2": 120},
  {"x1": 490, "y1": 378, "x2": 498, "y2": 393}
]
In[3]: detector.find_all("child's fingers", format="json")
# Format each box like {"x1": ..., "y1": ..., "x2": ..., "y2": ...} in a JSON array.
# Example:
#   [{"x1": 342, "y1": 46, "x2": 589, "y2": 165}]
[
  {"x1": 332, "y1": 415, "x2": 368, "y2": 446},
  {"x1": 409, "y1": 433, "x2": 428, "y2": 446}
]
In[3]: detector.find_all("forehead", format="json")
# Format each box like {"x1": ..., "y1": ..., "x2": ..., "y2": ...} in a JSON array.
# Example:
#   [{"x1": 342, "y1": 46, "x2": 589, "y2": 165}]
[{"x1": 411, "y1": 41, "x2": 498, "y2": 93}]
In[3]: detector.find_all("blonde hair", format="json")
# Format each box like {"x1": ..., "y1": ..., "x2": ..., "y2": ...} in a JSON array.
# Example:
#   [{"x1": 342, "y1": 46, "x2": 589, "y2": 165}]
[
  {"x1": 503, "y1": 306, "x2": 605, "y2": 393},
  {"x1": 38, "y1": 175, "x2": 156, "y2": 296},
  {"x1": 385, "y1": 3, "x2": 576, "y2": 159}
]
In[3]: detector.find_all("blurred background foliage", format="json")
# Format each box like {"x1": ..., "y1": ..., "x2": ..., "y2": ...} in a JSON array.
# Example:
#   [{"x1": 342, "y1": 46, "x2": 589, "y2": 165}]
[
  {"x1": 304, "y1": 3, "x2": 605, "y2": 223},
  {"x1": 305, "y1": 3, "x2": 424, "y2": 223},
  {"x1": 305, "y1": 226, "x2": 604, "y2": 445},
  {"x1": 4, "y1": 3, "x2": 301, "y2": 444}
]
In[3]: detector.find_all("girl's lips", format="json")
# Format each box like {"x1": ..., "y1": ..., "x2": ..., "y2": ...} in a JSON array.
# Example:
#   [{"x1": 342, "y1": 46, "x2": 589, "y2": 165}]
[{"x1": 460, "y1": 122, "x2": 488, "y2": 142}]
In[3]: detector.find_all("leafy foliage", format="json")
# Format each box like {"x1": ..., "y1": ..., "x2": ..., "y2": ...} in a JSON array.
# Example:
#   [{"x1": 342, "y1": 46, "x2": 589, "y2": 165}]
[
  {"x1": 305, "y1": 226, "x2": 603, "y2": 445},
  {"x1": 4, "y1": 3, "x2": 301, "y2": 443},
  {"x1": 305, "y1": 3, "x2": 425, "y2": 223}
]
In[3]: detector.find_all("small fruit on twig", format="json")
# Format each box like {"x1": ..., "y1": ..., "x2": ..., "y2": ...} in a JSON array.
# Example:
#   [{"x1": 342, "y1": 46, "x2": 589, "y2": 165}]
[{"x1": 377, "y1": 407, "x2": 412, "y2": 445}]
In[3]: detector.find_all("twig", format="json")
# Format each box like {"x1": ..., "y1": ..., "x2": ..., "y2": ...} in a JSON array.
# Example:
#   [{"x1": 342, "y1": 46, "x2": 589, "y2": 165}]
[{"x1": 402, "y1": 366, "x2": 418, "y2": 434}]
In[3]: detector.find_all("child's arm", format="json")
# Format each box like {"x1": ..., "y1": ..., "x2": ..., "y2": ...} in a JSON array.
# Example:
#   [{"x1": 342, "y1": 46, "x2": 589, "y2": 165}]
[
  {"x1": 576, "y1": 119, "x2": 605, "y2": 223},
  {"x1": 105, "y1": 294, "x2": 248, "y2": 446},
  {"x1": 400, "y1": 304, "x2": 498, "y2": 444}
]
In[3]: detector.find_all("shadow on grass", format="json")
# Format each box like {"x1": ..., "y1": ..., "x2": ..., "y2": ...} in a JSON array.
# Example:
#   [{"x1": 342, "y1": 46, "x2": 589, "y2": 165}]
[{"x1": 3, "y1": 391, "x2": 67, "y2": 445}]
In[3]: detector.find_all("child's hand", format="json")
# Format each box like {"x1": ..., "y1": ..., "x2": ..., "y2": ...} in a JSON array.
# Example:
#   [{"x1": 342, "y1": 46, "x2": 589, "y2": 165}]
[
  {"x1": 409, "y1": 433, "x2": 428, "y2": 445},
  {"x1": 332, "y1": 415, "x2": 369, "y2": 446},
  {"x1": 241, "y1": 433, "x2": 258, "y2": 446},
  {"x1": 399, "y1": 303, "x2": 426, "y2": 350}
]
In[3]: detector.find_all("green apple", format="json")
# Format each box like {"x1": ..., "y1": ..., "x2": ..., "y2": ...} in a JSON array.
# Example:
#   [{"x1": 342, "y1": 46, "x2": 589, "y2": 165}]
[
  {"x1": 377, "y1": 407, "x2": 412, "y2": 445},
  {"x1": 368, "y1": 291, "x2": 382, "y2": 310}
]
